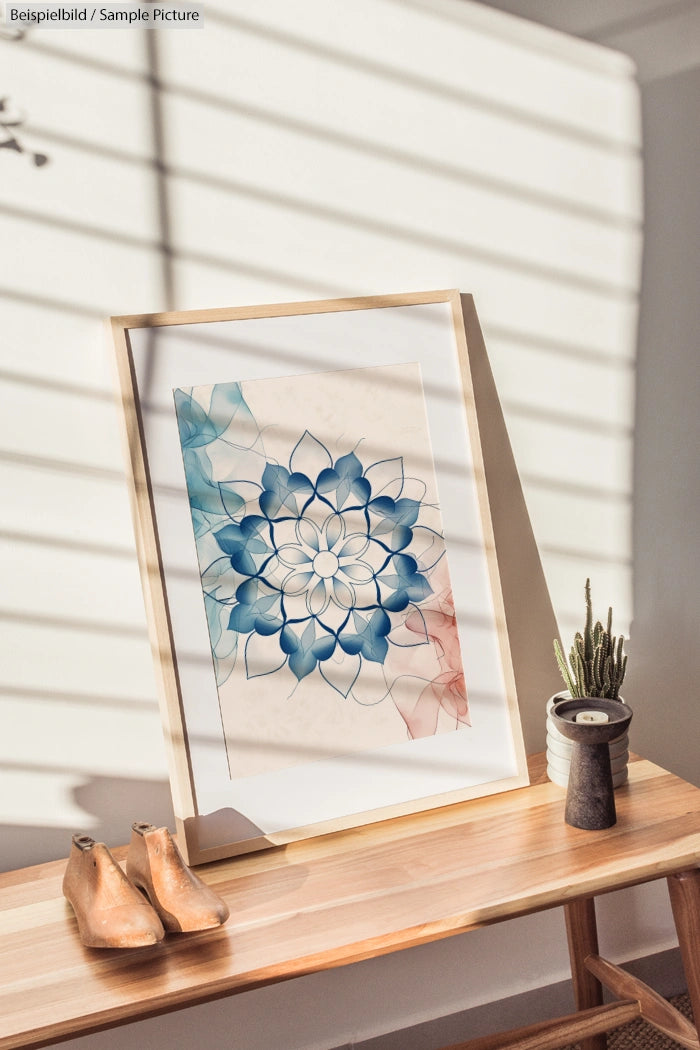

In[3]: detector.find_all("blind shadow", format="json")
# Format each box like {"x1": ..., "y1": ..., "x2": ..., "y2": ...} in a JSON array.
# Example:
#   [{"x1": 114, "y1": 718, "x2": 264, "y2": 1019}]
[{"x1": 0, "y1": 10, "x2": 639, "y2": 860}]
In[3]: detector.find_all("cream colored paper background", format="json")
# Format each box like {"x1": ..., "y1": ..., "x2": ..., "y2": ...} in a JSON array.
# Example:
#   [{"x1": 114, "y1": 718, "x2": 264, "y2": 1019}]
[{"x1": 183, "y1": 363, "x2": 465, "y2": 780}]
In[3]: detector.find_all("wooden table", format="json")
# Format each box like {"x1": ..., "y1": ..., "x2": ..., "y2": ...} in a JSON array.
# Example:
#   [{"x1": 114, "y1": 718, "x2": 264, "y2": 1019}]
[{"x1": 2, "y1": 754, "x2": 700, "y2": 1050}]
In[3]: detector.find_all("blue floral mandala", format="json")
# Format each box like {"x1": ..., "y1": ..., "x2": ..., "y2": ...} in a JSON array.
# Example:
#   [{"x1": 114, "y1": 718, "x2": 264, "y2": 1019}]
[{"x1": 174, "y1": 382, "x2": 446, "y2": 701}]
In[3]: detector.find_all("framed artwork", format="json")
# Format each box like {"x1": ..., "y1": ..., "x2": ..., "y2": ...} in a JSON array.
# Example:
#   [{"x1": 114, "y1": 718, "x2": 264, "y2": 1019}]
[{"x1": 110, "y1": 290, "x2": 528, "y2": 864}]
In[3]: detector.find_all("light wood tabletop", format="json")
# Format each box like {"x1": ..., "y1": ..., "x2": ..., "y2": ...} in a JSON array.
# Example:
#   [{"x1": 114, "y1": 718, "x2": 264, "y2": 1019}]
[{"x1": 2, "y1": 753, "x2": 700, "y2": 1050}]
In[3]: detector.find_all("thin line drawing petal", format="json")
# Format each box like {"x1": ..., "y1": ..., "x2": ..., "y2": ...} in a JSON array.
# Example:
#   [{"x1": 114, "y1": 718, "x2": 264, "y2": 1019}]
[{"x1": 175, "y1": 384, "x2": 465, "y2": 732}]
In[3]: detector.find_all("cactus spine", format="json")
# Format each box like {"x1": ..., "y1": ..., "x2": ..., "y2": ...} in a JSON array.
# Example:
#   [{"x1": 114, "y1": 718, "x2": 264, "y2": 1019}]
[{"x1": 553, "y1": 579, "x2": 627, "y2": 700}]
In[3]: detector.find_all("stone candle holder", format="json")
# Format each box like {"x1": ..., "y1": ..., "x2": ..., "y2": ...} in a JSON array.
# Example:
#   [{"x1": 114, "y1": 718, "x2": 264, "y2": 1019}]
[{"x1": 551, "y1": 698, "x2": 634, "y2": 830}]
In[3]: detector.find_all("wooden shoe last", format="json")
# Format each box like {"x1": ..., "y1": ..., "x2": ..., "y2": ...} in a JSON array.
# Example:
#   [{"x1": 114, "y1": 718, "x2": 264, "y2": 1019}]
[
  {"x1": 126, "y1": 822, "x2": 230, "y2": 933},
  {"x1": 63, "y1": 834, "x2": 165, "y2": 949}
]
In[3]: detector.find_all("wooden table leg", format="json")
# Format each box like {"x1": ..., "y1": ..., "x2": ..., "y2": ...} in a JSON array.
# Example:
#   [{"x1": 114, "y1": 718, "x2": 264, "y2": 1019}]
[
  {"x1": 668, "y1": 870, "x2": 700, "y2": 1031},
  {"x1": 565, "y1": 897, "x2": 607, "y2": 1050}
]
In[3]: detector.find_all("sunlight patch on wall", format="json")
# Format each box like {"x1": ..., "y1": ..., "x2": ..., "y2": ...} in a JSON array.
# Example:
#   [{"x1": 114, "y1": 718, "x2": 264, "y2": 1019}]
[{"x1": 0, "y1": 770, "x2": 98, "y2": 830}]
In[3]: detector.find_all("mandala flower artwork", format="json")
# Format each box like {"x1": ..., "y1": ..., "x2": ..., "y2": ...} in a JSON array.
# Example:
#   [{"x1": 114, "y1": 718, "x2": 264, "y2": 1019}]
[{"x1": 174, "y1": 373, "x2": 469, "y2": 743}]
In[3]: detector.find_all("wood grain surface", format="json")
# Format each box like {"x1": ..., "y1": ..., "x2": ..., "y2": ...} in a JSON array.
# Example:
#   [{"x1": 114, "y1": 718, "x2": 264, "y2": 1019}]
[{"x1": 2, "y1": 754, "x2": 700, "y2": 1050}]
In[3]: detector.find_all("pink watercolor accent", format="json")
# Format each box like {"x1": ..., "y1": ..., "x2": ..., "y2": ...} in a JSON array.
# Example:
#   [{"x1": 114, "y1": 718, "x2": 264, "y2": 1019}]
[{"x1": 396, "y1": 586, "x2": 470, "y2": 739}]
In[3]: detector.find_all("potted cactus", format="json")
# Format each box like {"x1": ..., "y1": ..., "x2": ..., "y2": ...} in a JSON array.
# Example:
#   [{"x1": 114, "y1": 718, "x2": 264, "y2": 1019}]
[{"x1": 547, "y1": 579, "x2": 629, "y2": 787}]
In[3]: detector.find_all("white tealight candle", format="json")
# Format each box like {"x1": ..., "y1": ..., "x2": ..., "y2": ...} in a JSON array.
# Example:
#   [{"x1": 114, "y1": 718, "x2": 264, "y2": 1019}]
[{"x1": 575, "y1": 710, "x2": 609, "y2": 724}]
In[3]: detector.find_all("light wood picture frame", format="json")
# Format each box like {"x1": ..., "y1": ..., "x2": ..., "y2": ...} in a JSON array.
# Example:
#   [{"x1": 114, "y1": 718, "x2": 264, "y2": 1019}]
[{"x1": 110, "y1": 290, "x2": 528, "y2": 864}]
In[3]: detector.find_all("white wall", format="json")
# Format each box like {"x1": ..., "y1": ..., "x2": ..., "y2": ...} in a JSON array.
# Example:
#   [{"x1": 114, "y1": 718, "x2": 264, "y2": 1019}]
[
  {"x1": 626, "y1": 63, "x2": 700, "y2": 788},
  {"x1": 473, "y1": 0, "x2": 700, "y2": 837},
  {"x1": 2, "y1": 2, "x2": 685, "y2": 1047}
]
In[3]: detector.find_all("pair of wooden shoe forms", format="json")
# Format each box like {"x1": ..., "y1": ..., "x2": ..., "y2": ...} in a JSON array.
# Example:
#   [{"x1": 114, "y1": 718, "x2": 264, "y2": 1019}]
[{"x1": 63, "y1": 822, "x2": 229, "y2": 949}]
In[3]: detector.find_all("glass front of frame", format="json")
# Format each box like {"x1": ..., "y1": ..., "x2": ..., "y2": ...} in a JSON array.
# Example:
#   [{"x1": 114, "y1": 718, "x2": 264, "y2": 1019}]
[{"x1": 114, "y1": 293, "x2": 528, "y2": 861}]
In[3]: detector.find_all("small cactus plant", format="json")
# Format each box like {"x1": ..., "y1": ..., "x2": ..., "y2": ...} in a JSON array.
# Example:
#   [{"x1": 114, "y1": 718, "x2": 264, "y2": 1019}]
[{"x1": 553, "y1": 579, "x2": 627, "y2": 700}]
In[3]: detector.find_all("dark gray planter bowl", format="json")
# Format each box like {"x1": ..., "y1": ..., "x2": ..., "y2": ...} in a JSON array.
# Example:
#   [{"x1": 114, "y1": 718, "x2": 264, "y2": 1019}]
[{"x1": 551, "y1": 697, "x2": 634, "y2": 830}]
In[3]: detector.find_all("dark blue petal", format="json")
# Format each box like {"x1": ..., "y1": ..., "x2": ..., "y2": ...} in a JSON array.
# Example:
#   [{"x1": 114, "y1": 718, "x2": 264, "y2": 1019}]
[
  {"x1": 394, "y1": 498, "x2": 420, "y2": 526},
  {"x1": 301, "y1": 619, "x2": 317, "y2": 649},
  {"x1": 312, "y1": 635, "x2": 336, "y2": 661},
  {"x1": 369, "y1": 519, "x2": 394, "y2": 538},
  {"x1": 244, "y1": 537, "x2": 270, "y2": 555},
  {"x1": 228, "y1": 604, "x2": 256, "y2": 632},
  {"x1": 316, "y1": 468, "x2": 340, "y2": 492},
  {"x1": 280, "y1": 625, "x2": 299, "y2": 654},
  {"x1": 335, "y1": 451, "x2": 363, "y2": 479},
  {"x1": 288, "y1": 472, "x2": 314, "y2": 493},
  {"x1": 235, "y1": 578, "x2": 259, "y2": 604},
  {"x1": 393, "y1": 553, "x2": 418, "y2": 578},
  {"x1": 369, "y1": 609, "x2": 391, "y2": 637},
  {"x1": 254, "y1": 615, "x2": 283, "y2": 636},
  {"x1": 289, "y1": 647, "x2": 317, "y2": 680},
  {"x1": 230, "y1": 549, "x2": 257, "y2": 576},
  {"x1": 260, "y1": 488, "x2": 282, "y2": 517},
  {"x1": 351, "y1": 477, "x2": 371, "y2": 503},
  {"x1": 214, "y1": 524, "x2": 244, "y2": 554},
  {"x1": 335, "y1": 477, "x2": 352, "y2": 509},
  {"x1": 369, "y1": 496, "x2": 396, "y2": 517},
  {"x1": 382, "y1": 589, "x2": 410, "y2": 613},
  {"x1": 240, "y1": 514, "x2": 267, "y2": 536},
  {"x1": 338, "y1": 633, "x2": 364, "y2": 655},
  {"x1": 281, "y1": 490, "x2": 300, "y2": 514},
  {"x1": 390, "y1": 525, "x2": 413, "y2": 552},
  {"x1": 405, "y1": 575, "x2": 432, "y2": 602},
  {"x1": 361, "y1": 633, "x2": 389, "y2": 663},
  {"x1": 218, "y1": 487, "x2": 245, "y2": 519},
  {"x1": 254, "y1": 592, "x2": 281, "y2": 614},
  {"x1": 262, "y1": 462, "x2": 290, "y2": 492}
]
